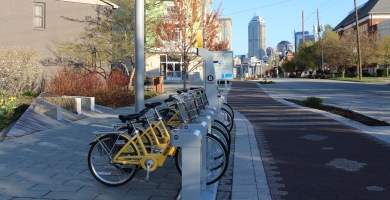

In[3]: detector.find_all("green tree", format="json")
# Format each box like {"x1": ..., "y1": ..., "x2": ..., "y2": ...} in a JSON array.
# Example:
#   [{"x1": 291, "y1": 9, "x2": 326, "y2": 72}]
[
  {"x1": 281, "y1": 60, "x2": 295, "y2": 74},
  {"x1": 378, "y1": 36, "x2": 390, "y2": 77},
  {"x1": 294, "y1": 42, "x2": 321, "y2": 71},
  {"x1": 338, "y1": 29, "x2": 358, "y2": 77},
  {"x1": 321, "y1": 29, "x2": 352, "y2": 77},
  {"x1": 359, "y1": 31, "x2": 381, "y2": 68}
]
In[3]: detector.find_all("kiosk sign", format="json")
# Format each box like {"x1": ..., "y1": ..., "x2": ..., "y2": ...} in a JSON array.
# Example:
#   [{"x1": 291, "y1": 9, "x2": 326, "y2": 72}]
[{"x1": 212, "y1": 51, "x2": 233, "y2": 80}]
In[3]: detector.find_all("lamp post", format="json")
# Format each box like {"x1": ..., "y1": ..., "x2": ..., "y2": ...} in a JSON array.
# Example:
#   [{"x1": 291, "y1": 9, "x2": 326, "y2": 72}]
[
  {"x1": 135, "y1": 0, "x2": 145, "y2": 112},
  {"x1": 354, "y1": 0, "x2": 362, "y2": 80}
]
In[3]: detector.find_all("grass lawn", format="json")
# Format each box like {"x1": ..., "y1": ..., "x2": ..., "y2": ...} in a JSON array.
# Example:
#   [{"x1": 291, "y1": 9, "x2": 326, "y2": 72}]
[{"x1": 329, "y1": 77, "x2": 390, "y2": 83}]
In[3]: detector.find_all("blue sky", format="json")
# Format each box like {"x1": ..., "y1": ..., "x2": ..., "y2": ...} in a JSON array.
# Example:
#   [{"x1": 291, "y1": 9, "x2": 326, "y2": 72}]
[{"x1": 212, "y1": 0, "x2": 368, "y2": 56}]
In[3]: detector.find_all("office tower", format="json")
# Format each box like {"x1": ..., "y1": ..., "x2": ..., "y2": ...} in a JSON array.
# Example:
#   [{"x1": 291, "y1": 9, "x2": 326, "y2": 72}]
[
  {"x1": 294, "y1": 31, "x2": 315, "y2": 52},
  {"x1": 248, "y1": 16, "x2": 266, "y2": 60}
]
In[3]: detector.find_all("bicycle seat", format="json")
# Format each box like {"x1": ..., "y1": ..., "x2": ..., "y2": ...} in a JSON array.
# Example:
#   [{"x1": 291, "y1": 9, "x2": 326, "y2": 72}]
[
  {"x1": 177, "y1": 89, "x2": 188, "y2": 94},
  {"x1": 118, "y1": 107, "x2": 150, "y2": 122},
  {"x1": 164, "y1": 96, "x2": 176, "y2": 103},
  {"x1": 145, "y1": 102, "x2": 162, "y2": 108}
]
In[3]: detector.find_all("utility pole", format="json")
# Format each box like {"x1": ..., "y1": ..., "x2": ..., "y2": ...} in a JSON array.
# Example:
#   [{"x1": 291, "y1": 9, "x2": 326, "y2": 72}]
[
  {"x1": 302, "y1": 11, "x2": 305, "y2": 44},
  {"x1": 354, "y1": 0, "x2": 362, "y2": 80},
  {"x1": 317, "y1": 9, "x2": 324, "y2": 71}
]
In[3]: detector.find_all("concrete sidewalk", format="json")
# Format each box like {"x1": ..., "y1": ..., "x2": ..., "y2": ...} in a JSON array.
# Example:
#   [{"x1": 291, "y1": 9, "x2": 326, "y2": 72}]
[{"x1": 0, "y1": 82, "x2": 261, "y2": 200}]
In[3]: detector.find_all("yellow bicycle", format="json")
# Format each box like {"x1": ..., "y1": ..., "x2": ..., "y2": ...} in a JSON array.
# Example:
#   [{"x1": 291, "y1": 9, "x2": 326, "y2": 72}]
[{"x1": 88, "y1": 101, "x2": 228, "y2": 186}]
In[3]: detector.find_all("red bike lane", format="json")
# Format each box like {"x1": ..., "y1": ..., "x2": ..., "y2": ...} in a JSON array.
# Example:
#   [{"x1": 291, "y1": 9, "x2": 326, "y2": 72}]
[{"x1": 227, "y1": 81, "x2": 390, "y2": 200}]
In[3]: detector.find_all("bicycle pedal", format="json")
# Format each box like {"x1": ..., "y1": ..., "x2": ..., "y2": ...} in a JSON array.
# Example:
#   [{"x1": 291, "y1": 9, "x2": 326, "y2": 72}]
[{"x1": 144, "y1": 159, "x2": 154, "y2": 182}]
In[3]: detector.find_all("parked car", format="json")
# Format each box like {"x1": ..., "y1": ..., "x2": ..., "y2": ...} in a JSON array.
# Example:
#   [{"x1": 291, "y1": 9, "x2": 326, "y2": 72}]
[
  {"x1": 301, "y1": 70, "x2": 315, "y2": 78},
  {"x1": 301, "y1": 71, "x2": 309, "y2": 78},
  {"x1": 314, "y1": 69, "x2": 325, "y2": 79}
]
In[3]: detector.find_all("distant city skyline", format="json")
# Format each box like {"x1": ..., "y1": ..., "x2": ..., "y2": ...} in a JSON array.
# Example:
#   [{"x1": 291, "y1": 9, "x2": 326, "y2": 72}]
[{"x1": 212, "y1": 0, "x2": 368, "y2": 55}]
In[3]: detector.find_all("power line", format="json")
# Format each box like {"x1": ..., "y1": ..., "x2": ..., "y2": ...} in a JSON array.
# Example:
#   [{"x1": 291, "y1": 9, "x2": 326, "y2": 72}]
[{"x1": 222, "y1": 0, "x2": 291, "y2": 17}]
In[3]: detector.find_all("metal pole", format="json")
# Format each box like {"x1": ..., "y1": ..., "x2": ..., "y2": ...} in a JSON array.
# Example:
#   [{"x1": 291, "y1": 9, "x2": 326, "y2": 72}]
[
  {"x1": 135, "y1": 0, "x2": 145, "y2": 112},
  {"x1": 317, "y1": 9, "x2": 324, "y2": 71},
  {"x1": 354, "y1": 0, "x2": 362, "y2": 80}
]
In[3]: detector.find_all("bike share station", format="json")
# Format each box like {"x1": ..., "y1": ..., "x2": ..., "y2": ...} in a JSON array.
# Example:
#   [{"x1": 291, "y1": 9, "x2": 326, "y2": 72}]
[
  {"x1": 171, "y1": 48, "x2": 233, "y2": 200},
  {"x1": 131, "y1": 5, "x2": 233, "y2": 196}
]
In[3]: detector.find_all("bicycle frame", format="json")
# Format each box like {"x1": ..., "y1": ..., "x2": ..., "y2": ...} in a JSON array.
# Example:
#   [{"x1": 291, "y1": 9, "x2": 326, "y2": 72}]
[
  {"x1": 95, "y1": 117, "x2": 176, "y2": 172},
  {"x1": 165, "y1": 109, "x2": 181, "y2": 127}
]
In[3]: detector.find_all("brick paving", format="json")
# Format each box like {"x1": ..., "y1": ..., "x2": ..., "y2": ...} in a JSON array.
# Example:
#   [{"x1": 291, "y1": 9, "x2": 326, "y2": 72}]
[
  {"x1": 2, "y1": 81, "x2": 390, "y2": 200},
  {"x1": 227, "y1": 81, "x2": 390, "y2": 200}
]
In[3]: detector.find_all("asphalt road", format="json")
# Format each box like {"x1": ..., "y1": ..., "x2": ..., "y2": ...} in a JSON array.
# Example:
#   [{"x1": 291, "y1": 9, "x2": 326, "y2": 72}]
[{"x1": 258, "y1": 78, "x2": 390, "y2": 123}]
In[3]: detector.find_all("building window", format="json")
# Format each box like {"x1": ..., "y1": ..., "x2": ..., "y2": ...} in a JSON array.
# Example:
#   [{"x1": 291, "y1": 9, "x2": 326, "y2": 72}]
[
  {"x1": 33, "y1": 3, "x2": 45, "y2": 29},
  {"x1": 160, "y1": 54, "x2": 182, "y2": 80},
  {"x1": 165, "y1": 2, "x2": 174, "y2": 16}
]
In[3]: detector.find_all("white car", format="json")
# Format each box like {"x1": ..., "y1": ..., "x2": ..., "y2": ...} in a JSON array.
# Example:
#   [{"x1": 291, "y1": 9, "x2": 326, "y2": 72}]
[
  {"x1": 301, "y1": 70, "x2": 315, "y2": 78},
  {"x1": 301, "y1": 71, "x2": 309, "y2": 78}
]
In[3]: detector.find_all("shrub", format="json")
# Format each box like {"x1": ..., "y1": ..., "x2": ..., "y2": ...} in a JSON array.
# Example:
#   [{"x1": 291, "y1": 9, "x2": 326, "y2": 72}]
[
  {"x1": 377, "y1": 68, "x2": 390, "y2": 77},
  {"x1": 0, "y1": 96, "x2": 17, "y2": 130},
  {"x1": 46, "y1": 68, "x2": 134, "y2": 108},
  {"x1": 0, "y1": 96, "x2": 17, "y2": 117},
  {"x1": 258, "y1": 81, "x2": 275, "y2": 84},
  {"x1": 0, "y1": 48, "x2": 42, "y2": 94},
  {"x1": 303, "y1": 97, "x2": 323, "y2": 108}
]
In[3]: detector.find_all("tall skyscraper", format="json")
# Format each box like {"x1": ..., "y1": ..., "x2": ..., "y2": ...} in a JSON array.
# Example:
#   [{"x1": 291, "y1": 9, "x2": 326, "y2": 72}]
[{"x1": 248, "y1": 16, "x2": 266, "y2": 60}]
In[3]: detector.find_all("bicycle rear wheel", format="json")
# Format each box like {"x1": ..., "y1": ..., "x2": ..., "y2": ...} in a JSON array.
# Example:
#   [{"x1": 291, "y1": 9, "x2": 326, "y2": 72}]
[
  {"x1": 88, "y1": 134, "x2": 138, "y2": 186},
  {"x1": 174, "y1": 133, "x2": 228, "y2": 185}
]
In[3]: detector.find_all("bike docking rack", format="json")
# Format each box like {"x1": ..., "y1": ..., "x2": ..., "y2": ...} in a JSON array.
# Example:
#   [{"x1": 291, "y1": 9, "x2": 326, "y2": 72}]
[
  {"x1": 170, "y1": 93, "x2": 208, "y2": 200},
  {"x1": 170, "y1": 87, "x2": 230, "y2": 200}
]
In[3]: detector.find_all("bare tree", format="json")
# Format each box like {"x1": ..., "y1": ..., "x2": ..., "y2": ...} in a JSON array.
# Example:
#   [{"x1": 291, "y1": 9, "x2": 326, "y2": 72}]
[{"x1": 52, "y1": 0, "x2": 163, "y2": 89}]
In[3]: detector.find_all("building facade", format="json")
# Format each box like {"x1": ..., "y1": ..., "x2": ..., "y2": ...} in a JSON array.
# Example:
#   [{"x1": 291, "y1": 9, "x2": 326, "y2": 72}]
[
  {"x1": 218, "y1": 18, "x2": 233, "y2": 51},
  {"x1": 145, "y1": 0, "x2": 213, "y2": 82},
  {"x1": 248, "y1": 16, "x2": 266, "y2": 61},
  {"x1": 334, "y1": 0, "x2": 390, "y2": 34},
  {"x1": 377, "y1": 18, "x2": 390, "y2": 38},
  {"x1": 0, "y1": 0, "x2": 117, "y2": 59}
]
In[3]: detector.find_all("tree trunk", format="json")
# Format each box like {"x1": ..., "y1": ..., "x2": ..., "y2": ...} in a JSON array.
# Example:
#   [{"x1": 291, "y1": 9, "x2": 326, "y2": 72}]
[
  {"x1": 128, "y1": 69, "x2": 135, "y2": 90},
  {"x1": 341, "y1": 69, "x2": 346, "y2": 78},
  {"x1": 182, "y1": 67, "x2": 187, "y2": 90}
]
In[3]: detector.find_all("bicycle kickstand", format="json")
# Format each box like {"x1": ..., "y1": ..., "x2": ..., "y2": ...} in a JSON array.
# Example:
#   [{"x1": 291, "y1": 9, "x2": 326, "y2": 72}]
[{"x1": 144, "y1": 159, "x2": 154, "y2": 182}]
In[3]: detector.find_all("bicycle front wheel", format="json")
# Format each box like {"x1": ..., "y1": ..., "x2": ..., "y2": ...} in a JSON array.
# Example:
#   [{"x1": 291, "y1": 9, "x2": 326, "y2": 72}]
[
  {"x1": 88, "y1": 134, "x2": 138, "y2": 186},
  {"x1": 221, "y1": 107, "x2": 234, "y2": 132},
  {"x1": 211, "y1": 126, "x2": 230, "y2": 155},
  {"x1": 174, "y1": 133, "x2": 228, "y2": 185},
  {"x1": 222, "y1": 103, "x2": 234, "y2": 120},
  {"x1": 214, "y1": 120, "x2": 231, "y2": 144}
]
